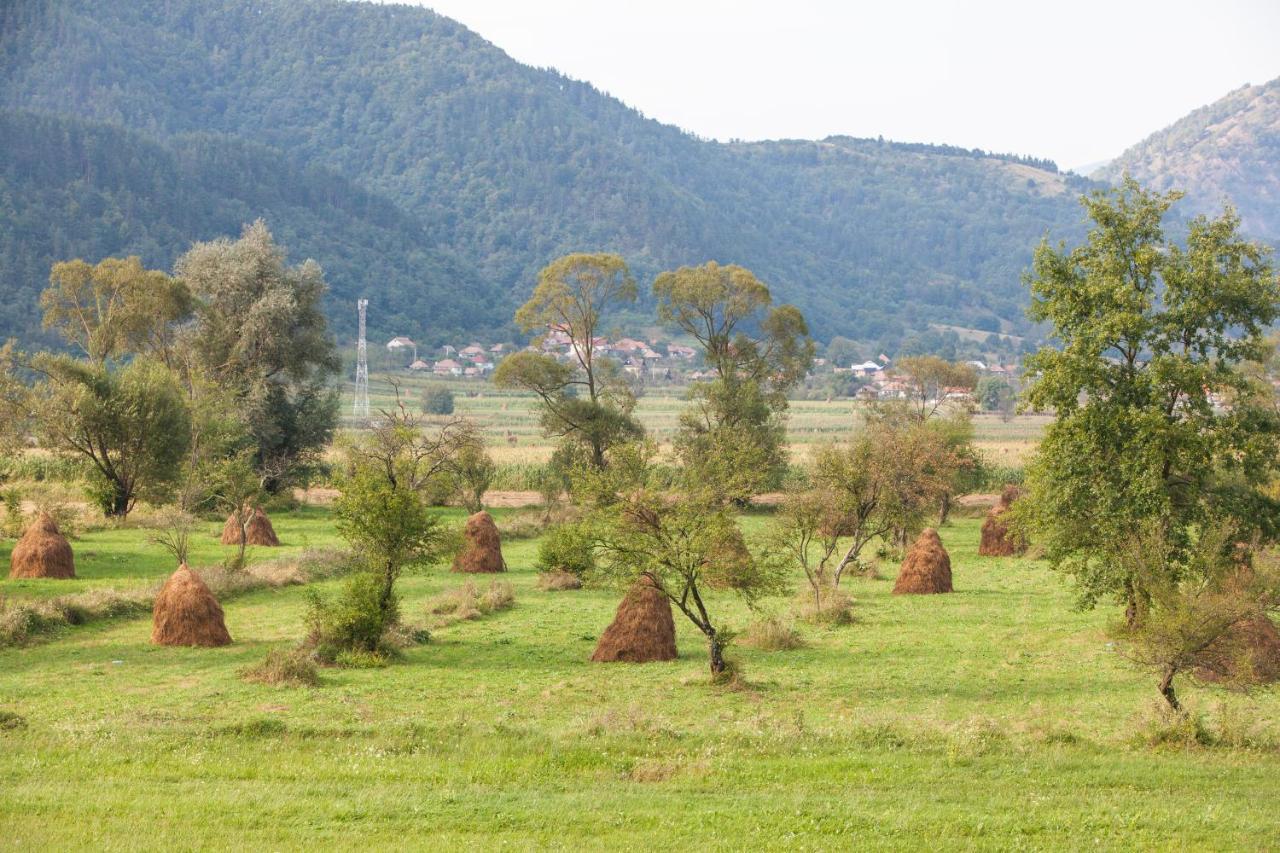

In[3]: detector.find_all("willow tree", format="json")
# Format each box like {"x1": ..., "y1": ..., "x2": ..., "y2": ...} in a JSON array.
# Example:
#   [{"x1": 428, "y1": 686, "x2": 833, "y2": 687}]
[
  {"x1": 653, "y1": 261, "x2": 813, "y2": 503},
  {"x1": 494, "y1": 253, "x2": 641, "y2": 469},
  {"x1": 1019, "y1": 178, "x2": 1280, "y2": 620}
]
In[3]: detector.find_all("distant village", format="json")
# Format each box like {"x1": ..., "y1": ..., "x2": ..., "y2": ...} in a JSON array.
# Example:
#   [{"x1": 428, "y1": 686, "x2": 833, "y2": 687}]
[{"x1": 382, "y1": 329, "x2": 1021, "y2": 402}]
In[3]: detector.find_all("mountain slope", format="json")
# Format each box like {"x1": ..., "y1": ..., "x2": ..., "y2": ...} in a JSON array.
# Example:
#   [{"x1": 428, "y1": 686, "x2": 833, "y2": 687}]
[
  {"x1": 1098, "y1": 79, "x2": 1280, "y2": 241},
  {"x1": 0, "y1": 0, "x2": 1094, "y2": 344},
  {"x1": 0, "y1": 110, "x2": 499, "y2": 343}
]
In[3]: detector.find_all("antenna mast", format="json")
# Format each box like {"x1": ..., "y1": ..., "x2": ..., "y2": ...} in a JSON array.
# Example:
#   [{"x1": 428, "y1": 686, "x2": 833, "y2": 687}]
[{"x1": 354, "y1": 299, "x2": 370, "y2": 419}]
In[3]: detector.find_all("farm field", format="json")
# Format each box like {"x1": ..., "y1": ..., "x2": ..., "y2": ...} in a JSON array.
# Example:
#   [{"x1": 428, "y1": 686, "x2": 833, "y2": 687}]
[
  {"x1": 2, "y1": 512, "x2": 1278, "y2": 849},
  {"x1": 343, "y1": 375, "x2": 1050, "y2": 466}
]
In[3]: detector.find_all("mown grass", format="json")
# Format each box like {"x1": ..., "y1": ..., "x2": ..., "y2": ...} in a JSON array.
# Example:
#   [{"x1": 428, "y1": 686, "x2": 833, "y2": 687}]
[{"x1": 1, "y1": 512, "x2": 1278, "y2": 848}]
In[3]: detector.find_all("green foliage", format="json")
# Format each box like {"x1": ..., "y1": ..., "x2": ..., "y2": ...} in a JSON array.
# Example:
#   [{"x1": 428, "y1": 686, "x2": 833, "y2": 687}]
[
  {"x1": 242, "y1": 646, "x2": 321, "y2": 688},
  {"x1": 535, "y1": 522, "x2": 596, "y2": 578},
  {"x1": 33, "y1": 355, "x2": 191, "y2": 517},
  {"x1": 177, "y1": 221, "x2": 340, "y2": 491},
  {"x1": 305, "y1": 571, "x2": 400, "y2": 661},
  {"x1": 421, "y1": 386, "x2": 455, "y2": 416},
  {"x1": 0, "y1": 1, "x2": 1092, "y2": 345},
  {"x1": 1020, "y1": 179, "x2": 1280, "y2": 611},
  {"x1": 450, "y1": 441, "x2": 496, "y2": 514}
]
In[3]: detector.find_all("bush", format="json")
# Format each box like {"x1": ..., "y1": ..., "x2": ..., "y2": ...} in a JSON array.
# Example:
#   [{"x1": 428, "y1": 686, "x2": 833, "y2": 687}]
[
  {"x1": 242, "y1": 646, "x2": 321, "y2": 687},
  {"x1": 740, "y1": 616, "x2": 804, "y2": 650},
  {"x1": 422, "y1": 386, "x2": 455, "y2": 415},
  {"x1": 305, "y1": 571, "x2": 400, "y2": 661},
  {"x1": 536, "y1": 522, "x2": 595, "y2": 578}
]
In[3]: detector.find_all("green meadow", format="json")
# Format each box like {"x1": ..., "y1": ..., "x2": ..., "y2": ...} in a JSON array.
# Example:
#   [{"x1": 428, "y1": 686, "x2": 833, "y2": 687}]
[{"x1": 2, "y1": 512, "x2": 1278, "y2": 849}]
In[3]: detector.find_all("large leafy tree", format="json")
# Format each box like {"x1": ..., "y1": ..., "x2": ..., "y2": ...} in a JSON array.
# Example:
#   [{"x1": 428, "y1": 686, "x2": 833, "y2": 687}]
[
  {"x1": 653, "y1": 261, "x2": 813, "y2": 502},
  {"x1": 1020, "y1": 178, "x2": 1280, "y2": 618},
  {"x1": 177, "y1": 221, "x2": 340, "y2": 490},
  {"x1": 494, "y1": 253, "x2": 641, "y2": 469},
  {"x1": 32, "y1": 355, "x2": 191, "y2": 517},
  {"x1": 41, "y1": 256, "x2": 193, "y2": 366}
]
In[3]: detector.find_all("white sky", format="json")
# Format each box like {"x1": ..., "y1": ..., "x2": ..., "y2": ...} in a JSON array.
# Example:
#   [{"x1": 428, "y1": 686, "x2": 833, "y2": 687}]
[{"x1": 377, "y1": 0, "x2": 1280, "y2": 171}]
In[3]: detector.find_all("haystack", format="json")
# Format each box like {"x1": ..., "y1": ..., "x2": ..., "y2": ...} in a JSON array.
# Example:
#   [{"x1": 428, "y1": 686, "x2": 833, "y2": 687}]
[
  {"x1": 452, "y1": 511, "x2": 505, "y2": 573},
  {"x1": 1195, "y1": 615, "x2": 1280, "y2": 686},
  {"x1": 151, "y1": 564, "x2": 232, "y2": 647},
  {"x1": 979, "y1": 485, "x2": 1026, "y2": 557},
  {"x1": 591, "y1": 576, "x2": 678, "y2": 663},
  {"x1": 893, "y1": 527, "x2": 953, "y2": 594},
  {"x1": 220, "y1": 508, "x2": 280, "y2": 547},
  {"x1": 8, "y1": 512, "x2": 75, "y2": 579}
]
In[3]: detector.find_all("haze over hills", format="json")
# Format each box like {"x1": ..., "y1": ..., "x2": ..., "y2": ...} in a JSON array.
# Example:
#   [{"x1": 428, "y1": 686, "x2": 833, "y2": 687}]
[
  {"x1": 0, "y1": 0, "x2": 1106, "y2": 348},
  {"x1": 1098, "y1": 78, "x2": 1280, "y2": 241}
]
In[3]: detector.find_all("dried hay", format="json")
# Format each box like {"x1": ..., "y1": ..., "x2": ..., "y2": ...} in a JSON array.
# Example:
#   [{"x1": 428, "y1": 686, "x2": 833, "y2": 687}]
[
  {"x1": 893, "y1": 527, "x2": 953, "y2": 595},
  {"x1": 8, "y1": 512, "x2": 75, "y2": 579},
  {"x1": 591, "y1": 576, "x2": 678, "y2": 663},
  {"x1": 979, "y1": 485, "x2": 1027, "y2": 557},
  {"x1": 451, "y1": 511, "x2": 505, "y2": 573},
  {"x1": 151, "y1": 564, "x2": 232, "y2": 647}
]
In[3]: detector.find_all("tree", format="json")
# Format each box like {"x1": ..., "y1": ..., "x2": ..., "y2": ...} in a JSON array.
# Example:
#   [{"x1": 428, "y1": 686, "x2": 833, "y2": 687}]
[
  {"x1": 976, "y1": 376, "x2": 1017, "y2": 421},
  {"x1": 422, "y1": 386, "x2": 455, "y2": 415},
  {"x1": 0, "y1": 341, "x2": 30, "y2": 455},
  {"x1": 451, "y1": 440, "x2": 496, "y2": 514},
  {"x1": 31, "y1": 356, "x2": 191, "y2": 517},
  {"x1": 41, "y1": 257, "x2": 192, "y2": 366},
  {"x1": 583, "y1": 441, "x2": 787, "y2": 675},
  {"x1": 332, "y1": 393, "x2": 475, "y2": 648},
  {"x1": 494, "y1": 253, "x2": 641, "y2": 468},
  {"x1": 1112, "y1": 525, "x2": 1280, "y2": 712},
  {"x1": 1020, "y1": 179, "x2": 1280, "y2": 618},
  {"x1": 890, "y1": 355, "x2": 977, "y2": 421},
  {"x1": 653, "y1": 261, "x2": 813, "y2": 502},
  {"x1": 176, "y1": 221, "x2": 340, "y2": 491}
]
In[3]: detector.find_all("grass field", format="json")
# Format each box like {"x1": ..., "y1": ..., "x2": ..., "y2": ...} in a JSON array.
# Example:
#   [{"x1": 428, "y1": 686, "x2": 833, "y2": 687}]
[
  {"x1": 3, "y1": 511, "x2": 1279, "y2": 849},
  {"x1": 342, "y1": 375, "x2": 1049, "y2": 466}
]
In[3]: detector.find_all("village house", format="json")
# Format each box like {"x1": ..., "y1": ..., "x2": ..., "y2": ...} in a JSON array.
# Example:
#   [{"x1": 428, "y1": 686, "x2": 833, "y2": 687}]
[{"x1": 433, "y1": 358, "x2": 463, "y2": 376}]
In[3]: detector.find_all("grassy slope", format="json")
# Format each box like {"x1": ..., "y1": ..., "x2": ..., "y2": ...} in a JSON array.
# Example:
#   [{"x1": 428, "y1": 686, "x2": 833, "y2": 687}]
[{"x1": 1, "y1": 514, "x2": 1278, "y2": 849}]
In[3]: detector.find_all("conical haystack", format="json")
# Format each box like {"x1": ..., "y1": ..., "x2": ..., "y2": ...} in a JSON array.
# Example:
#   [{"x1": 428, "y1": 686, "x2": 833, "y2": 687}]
[
  {"x1": 893, "y1": 528, "x2": 953, "y2": 595},
  {"x1": 221, "y1": 508, "x2": 280, "y2": 546},
  {"x1": 1195, "y1": 615, "x2": 1280, "y2": 686},
  {"x1": 591, "y1": 576, "x2": 678, "y2": 663},
  {"x1": 452, "y1": 511, "x2": 505, "y2": 573},
  {"x1": 151, "y1": 564, "x2": 232, "y2": 647},
  {"x1": 979, "y1": 485, "x2": 1027, "y2": 557},
  {"x1": 245, "y1": 508, "x2": 280, "y2": 546},
  {"x1": 8, "y1": 512, "x2": 75, "y2": 579}
]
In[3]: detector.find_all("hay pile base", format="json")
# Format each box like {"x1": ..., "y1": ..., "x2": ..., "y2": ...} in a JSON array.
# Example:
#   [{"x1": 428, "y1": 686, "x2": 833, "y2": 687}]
[
  {"x1": 1195, "y1": 615, "x2": 1280, "y2": 686},
  {"x1": 893, "y1": 528, "x2": 953, "y2": 595},
  {"x1": 452, "y1": 511, "x2": 505, "y2": 573},
  {"x1": 151, "y1": 564, "x2": 232, "y2": 647},
  {"x1": 979, "y1": 485, "x2": 1026, "y2": 557},
  {"x1": 221, "y1": 509, "x2": 280, "y2": 547},
  {"x1": 8, "y1": 512, "x2": 75, "y2": 579},
  {"x1": 591, "y1": 577, "x2": 678, "y2": 663}
]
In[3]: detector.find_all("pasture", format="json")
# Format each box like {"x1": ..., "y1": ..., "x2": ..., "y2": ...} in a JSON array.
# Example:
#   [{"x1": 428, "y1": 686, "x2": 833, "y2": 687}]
[{"x1": 2, "y1": 512, "x2": 1279, "y2": 849}]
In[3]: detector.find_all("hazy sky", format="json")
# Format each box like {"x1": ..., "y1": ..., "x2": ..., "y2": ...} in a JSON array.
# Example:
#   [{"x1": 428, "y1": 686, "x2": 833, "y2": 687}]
[{"x1": 382, "y1": 0, "x2": 1279, "y2": 171}]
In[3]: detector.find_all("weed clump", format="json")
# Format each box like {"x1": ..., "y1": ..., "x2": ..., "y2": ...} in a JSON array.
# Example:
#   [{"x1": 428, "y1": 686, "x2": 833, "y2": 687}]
[
  {"x1": 794, "y1": 589, "x2": 854, "y2": 626},
  {"x1": 242, "y1": 646, "x2": 321, "y2": 687},
  {"x1": 536, "y1": 570, "x2": 583, "y2": 591},
  {"x1": 740, "y1": 616, "x2": 804, "y2": 651},
  {"x1": 427, "y1": 580, "x2": 515, "y2": 627},
  {"x1": 0, "y1": 710, "x2": 27, "y2": 731}
]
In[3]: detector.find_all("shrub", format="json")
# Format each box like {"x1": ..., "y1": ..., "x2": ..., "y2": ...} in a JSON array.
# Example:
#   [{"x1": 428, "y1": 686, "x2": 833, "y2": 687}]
[
  {"x1": 305, "y1": 571, "x2": 401, "y2": 661},
  {"x1": 740, "y1": 616, "x2": 804, "y2": 650},
  {"x1": 242, "y1": 647, "x2": 321, "y2": 687},
  {"x1": 536, "y1": 570, "x2": 583, "y2": 591},
  {"x1": 422, "y1": 386, "x2": 455, "y2": 415},
  {"x1": 536, "y1": 522, "x2": 595, "y2": 578}
]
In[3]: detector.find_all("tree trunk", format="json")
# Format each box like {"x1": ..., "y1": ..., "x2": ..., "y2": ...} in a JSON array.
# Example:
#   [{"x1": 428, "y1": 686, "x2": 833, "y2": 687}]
[
  {"x1": 106, "y1": 481, "x2": 131, "y2": 518},
  {"x1": 938, "y1": 492, "x2": 952, "y2": 525},
  {"x1": 377, "y1": 564, "x2": 397, "y2": 625},
  {"x1": 708, "y1": 633, "x2": 726, "y2": 675},
  {"x1": 1159, "y1": 666, "x2": 1181, "y2": 712}
]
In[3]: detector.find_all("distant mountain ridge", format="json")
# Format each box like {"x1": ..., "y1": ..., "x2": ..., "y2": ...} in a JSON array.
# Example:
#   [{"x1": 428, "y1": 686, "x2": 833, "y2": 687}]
[
  {"x1": 1098, "y1": 78, "x2": 1280, "y2": 241},
  {"x1": 0, "y1": 0, "x2": 1098, "y2": 346}
]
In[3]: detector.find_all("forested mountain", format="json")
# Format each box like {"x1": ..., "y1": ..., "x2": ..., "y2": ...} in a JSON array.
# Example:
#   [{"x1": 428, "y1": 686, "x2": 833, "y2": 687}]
[
  {"x1": 0, "y1": 0, "x2": 1096, "y2": 346},
  {"x1": 1098, "y1": 78, "x2": 1280, "y2": 241},
  {"x1": 0, "y1": 110, "x2": 501, "y2": 345}
]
